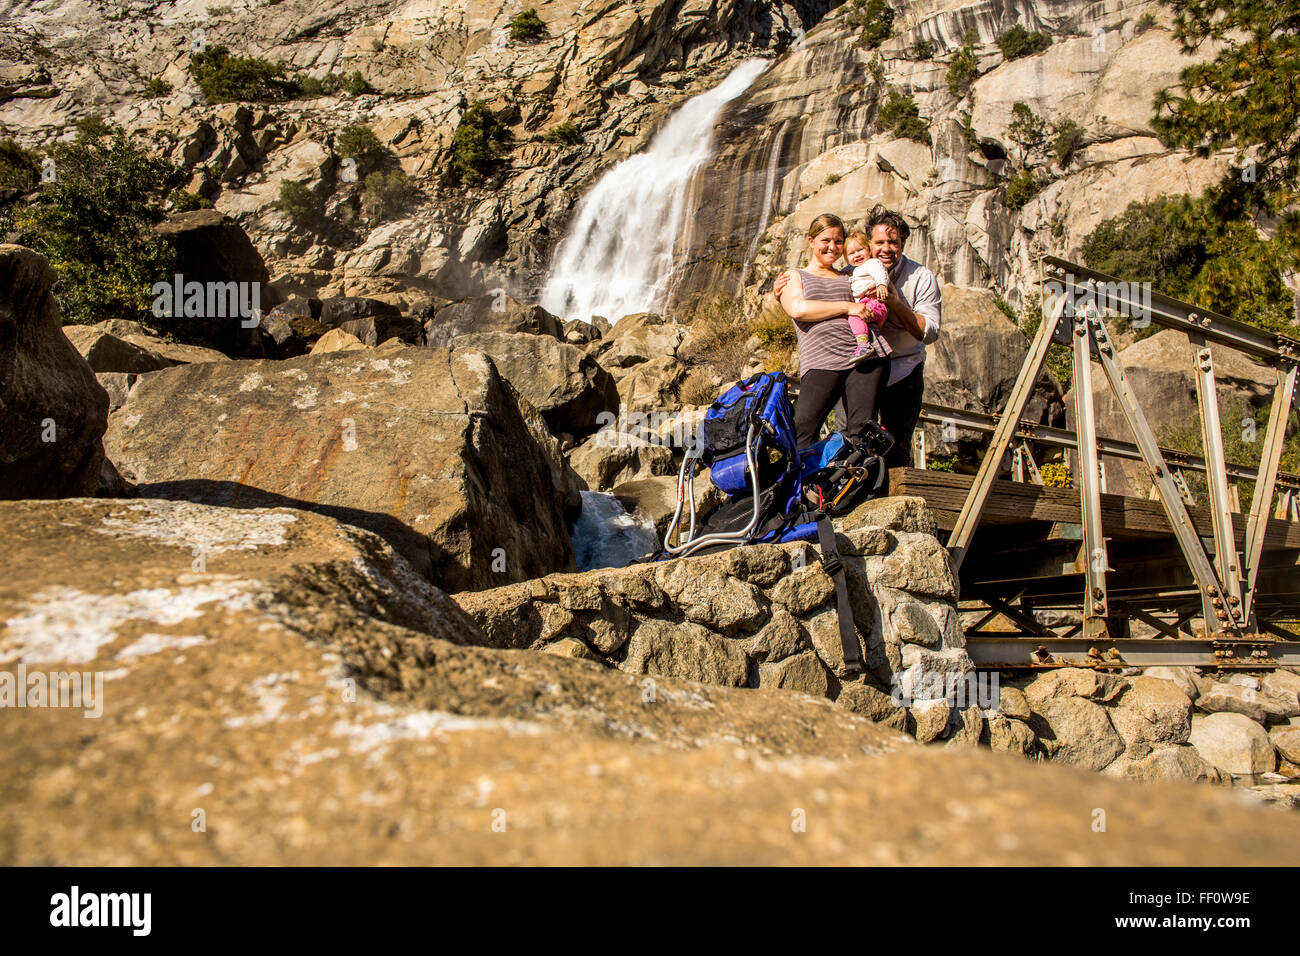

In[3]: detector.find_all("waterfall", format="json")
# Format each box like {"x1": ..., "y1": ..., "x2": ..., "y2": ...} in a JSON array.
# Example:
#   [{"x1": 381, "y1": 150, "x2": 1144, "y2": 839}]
[
  {"x1": 540, "y1": 59, "x2": 769, "y2": 324},
  {"x1": 738, "y1": 118, "x2": 790, "y2": 288},
  {"x1": 570, "y1": 491, "x2": 660, "y2": 571}
]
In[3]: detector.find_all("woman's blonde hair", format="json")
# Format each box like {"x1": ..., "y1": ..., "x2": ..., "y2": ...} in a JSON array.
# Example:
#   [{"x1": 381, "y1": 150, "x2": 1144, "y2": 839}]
[
  {"x1": 805, "y1": 212, "x2": 846, "y2": 241},
  {"x1": 844, "y1": 230, "x2": 870, "y2": 252}
]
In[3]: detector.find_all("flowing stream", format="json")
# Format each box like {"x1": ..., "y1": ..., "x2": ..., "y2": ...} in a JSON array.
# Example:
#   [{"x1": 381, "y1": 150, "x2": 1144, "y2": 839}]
[
  {"x1": 570, "y1": 491, "x2": 660, "y2": 571},
  {"x1": 540, "y1": 59, "x2": 768, "y2": 323}
]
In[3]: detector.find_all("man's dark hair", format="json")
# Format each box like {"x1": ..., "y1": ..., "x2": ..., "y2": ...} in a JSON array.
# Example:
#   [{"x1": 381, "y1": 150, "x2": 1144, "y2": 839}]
[{"x1": 865, "y1": 204, "x2": 910, "y2": 245}]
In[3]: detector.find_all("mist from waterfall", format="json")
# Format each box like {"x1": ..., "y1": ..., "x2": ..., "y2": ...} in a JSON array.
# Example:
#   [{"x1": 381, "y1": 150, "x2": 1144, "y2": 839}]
[{"x1": 540, "y1": 59, "x2": 768, "y2": 324}]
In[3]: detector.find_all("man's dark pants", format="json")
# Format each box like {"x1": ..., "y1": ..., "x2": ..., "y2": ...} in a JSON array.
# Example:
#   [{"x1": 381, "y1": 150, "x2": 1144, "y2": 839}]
[{"x1": 878, "y1": 361, "x2": 924, "y2": 469}]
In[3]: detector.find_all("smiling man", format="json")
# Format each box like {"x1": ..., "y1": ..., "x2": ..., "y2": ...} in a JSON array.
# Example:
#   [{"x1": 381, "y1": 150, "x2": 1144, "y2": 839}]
[{"x1": 862, "y1": 205, "x2": 942, "y2": 468}]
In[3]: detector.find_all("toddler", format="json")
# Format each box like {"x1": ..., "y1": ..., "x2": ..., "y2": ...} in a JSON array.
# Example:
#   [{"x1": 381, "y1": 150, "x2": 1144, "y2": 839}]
[{"x1": 844, "y1": 231, "x2": 890, "y2": 362}]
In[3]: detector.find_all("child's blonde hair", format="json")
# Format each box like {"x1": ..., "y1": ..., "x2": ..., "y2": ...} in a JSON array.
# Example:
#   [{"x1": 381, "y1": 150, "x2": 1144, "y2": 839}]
[{"x1": 844, "y1": 230, "x2": 871, "y2": 253}]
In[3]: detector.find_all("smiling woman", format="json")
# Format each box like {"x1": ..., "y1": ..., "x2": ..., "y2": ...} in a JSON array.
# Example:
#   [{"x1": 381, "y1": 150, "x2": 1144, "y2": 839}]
[{"x1": 776, "y1": 212, "x2": 891, "y2": 447}]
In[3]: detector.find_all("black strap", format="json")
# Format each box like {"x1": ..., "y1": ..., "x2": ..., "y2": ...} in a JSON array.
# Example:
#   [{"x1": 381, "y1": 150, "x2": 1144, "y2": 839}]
[{"x1": 815, "y1": 514, "x2": 862, "y2": 676}]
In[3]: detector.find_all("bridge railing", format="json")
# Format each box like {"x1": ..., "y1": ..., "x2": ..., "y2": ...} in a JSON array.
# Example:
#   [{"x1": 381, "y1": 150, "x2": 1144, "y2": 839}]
[{"x1": 941, "y1": 255, "x2": 1300, "y2": 641}]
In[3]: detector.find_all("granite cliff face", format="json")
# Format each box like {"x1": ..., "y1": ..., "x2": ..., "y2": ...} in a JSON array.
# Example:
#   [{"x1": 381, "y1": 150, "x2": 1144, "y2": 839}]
[
  {"x1": 669, "y1": 0, "x2": 1235, "y2": 315},
  {"x1": 0, "y1": 0, "x2": 1234, "y2": 315}
]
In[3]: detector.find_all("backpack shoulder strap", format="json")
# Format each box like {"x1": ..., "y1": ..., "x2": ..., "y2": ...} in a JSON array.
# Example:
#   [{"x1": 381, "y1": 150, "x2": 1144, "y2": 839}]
[{"x1": 815, "y1": 514, "x2": 862, "y2": 676}]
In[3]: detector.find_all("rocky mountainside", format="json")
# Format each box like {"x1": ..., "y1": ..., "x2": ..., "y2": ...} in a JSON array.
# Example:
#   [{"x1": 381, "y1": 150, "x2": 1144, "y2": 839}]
[
  {"x1": 0, "y1": 0, "x2": 1235, "y2": 315},
  {"x1": 0, "y1": 0, "x2": 831, "y2": 306}
]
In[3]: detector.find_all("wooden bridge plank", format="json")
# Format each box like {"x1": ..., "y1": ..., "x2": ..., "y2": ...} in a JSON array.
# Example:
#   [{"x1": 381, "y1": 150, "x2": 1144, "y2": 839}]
[{"x1": 888, "y1": 467, "x2": 1300, "y2": 550}]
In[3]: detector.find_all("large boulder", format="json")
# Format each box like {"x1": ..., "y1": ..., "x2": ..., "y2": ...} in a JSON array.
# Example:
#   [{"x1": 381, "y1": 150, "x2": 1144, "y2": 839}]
[
  {"x1": 61, "y1": 325, "x2": 178, "y2": 374},
  {"x1": 1270, "y1": 726, "x2": 1300, "y2": 765},
  {"x1": 592, "y1": 312, "x2": 688, "y2": 369},
  {"x1": 569, "y1": 432, "x2": 677, "y2": 491},
  {"x1": 1262, "y1": 671, "x2": 1300, "y2": 719},
  {"x1": 260, "y1": 297, "x2": 327, "y2": 358},
  {"x1": 1066, "y1": 330, "x2": 1274, "y2": 497},
  {"x1": 103, "y1": 347, "x2": 575, "y2": 591},
  {"x1": 451, "y1": 330, "x2": 619, "y2": 436},
  {"x1": 62, "y1": 320, "x2": 229, "y2": 374},
  {"x1": 8, "y1": 506, "x2": 1300, "y2": 865},
  {"x1": 153, "y1": 209, "x2": 282, "y2": 356},
  {"x1": 1103, "y1": 745, "x2": 1221, "y2": 784},
  {"x1": 0, "y1": 245, "x2": 109, "y2": 498},
  {"x1": 1195, "y1": 680, "x2": 1267, "y2": 724},
  {"x1": 318, "y1": 296, "x2": 422, "y2": 347},
  {"x1": 1029, "y1": 697, "x2": 1125, "y2": 771},
  {"x1": 90, "y1": 319, "x2": 230, "y2": 366},
  {"x1": 423, "y1": 294, "x2": 563, "y2": 348},
  {"x1": 1108, "y1": 676, "x2": 1194, "y2": 748},
  {"x1": 922, "y1": 285, "x2": 1064, "y2": 456},
  {"x1": 1189, "y1": 713, "x2": 1277, "y2": 776}
]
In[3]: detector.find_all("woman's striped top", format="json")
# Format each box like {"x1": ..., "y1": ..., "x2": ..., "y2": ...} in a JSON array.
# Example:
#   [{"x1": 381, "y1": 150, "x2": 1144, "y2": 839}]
[{"x1": 791, "y1": 269, "x2": 862, "y2": 375}]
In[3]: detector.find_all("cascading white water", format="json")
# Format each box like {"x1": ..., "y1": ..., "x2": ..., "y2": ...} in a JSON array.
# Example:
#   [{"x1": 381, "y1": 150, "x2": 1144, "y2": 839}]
[
  {"x1": 570, "y1": 491, "x2": 660, "y2": 570},
  {"x1": 540, "y1": 59, "x2": 769, "y2": 324}
]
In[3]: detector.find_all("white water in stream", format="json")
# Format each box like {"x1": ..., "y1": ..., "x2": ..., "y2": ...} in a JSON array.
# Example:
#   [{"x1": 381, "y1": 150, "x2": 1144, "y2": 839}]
[
  {"x1": 570, "y1": 491, "x2": 660, "y2": 571},
  {"x1": 541, "y1": 59, "x2": 768, "y2": 323}
]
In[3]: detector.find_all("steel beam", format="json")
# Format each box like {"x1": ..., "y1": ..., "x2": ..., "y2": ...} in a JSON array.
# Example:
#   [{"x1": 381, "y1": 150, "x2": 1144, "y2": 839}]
[
  {"x1": 1071, "y1": 308, "x2": 1109, "y2": 639},
  {"x1": 1243, "y1": 363, "x2": 1299, "y2": 625},
  {"x1": 1189, "y1": 331, "x2": 1246, "y2": 633},
  {"x1": 1043, "y1": 255, "x2": 1300, "y2": 363},
  {"x1": 966, "y1": 636, "x2": 1300, "y2": 669},
  {"x1": 915, "y1": 404, "x2": 1300, "y2": 491},
  {"x1": 1088, "y1": 316, "x2": 1227, "y2": 631}
]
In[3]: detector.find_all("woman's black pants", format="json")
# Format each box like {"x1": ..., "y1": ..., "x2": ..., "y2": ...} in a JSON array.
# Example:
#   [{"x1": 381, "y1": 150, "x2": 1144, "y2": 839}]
[{"x1": 794, "y1": 357, "x2": 891, "y2": 448}]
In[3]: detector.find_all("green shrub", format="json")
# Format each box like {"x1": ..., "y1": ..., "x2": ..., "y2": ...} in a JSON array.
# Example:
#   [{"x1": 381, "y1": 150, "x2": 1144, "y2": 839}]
[
  {"x1": 336, "y1": 124, "x2": 385, "y2": 174},
  {"x1": 1134, "y1": 12, "x2": 1157, "y2": 34},
  {"x1": 341, "y1": 71, "x2": 371, "y2": 95},
  {"x1": 927, "y1": 454, "x2": 958, "y2": 472},
  {"x1": 679, "y1": 294, "x2": 750, "y2": 383},
  {"x1": 451, "y1": 101, "x2": 511, "y2": 185},
  {"x1": 74, "y1": 116, "x2": 114, "y2": 140},
  {"x1": 879, "y1": 88, "x2": 931, "y2": 144},
  {"x1": 544, "y1": 121, "x2": 582, "y2": 145},
  {"x1": 910, "y1": 39, "x2": 935, "y2": 59},
  {"x1": 844, "y1": 0, "x2": 895, "y2": 50},
  {"x1": 825, "y1": 172, "x2": 841, "y2": 185},
  {"x1": 143, "y1": 77, "x2": 173, "y2": 98},
  {"x1": 361, "y1": 169, "x2": 415, "y2": 222},
  {"x1": 1004, "y1": 168, "x2": 1043, "y2": 209},
  {"x1": 946, "y1": 31, "x2": 979, "y2": 97},
  {"x1": 168, "y1": 188, "x2": 213, "y2": 212},
  {"x1": 188, "y1": 44, "x2": 295, "y2": 103},
  {"x1": 293, "y1": 74, "x2": 329, "y2": 97},
  {"x1": 0, "y1": 138, "x2": 39, "y2": 192},
  {"x1": 8, "y1": 133, "x2": 184, "y2": 329},
  {"x1": 992, "y1": 293, "x2": 1016, "y2": 323},
  {"x1": 277, "y1": 180, "x2": 322, "y2": 228},
  {"x1": 752, "y1": 315, "x2": 797, "y2": 349},
  {"x1": 1050, "y1": 118, "x2": 1084, "y2": 166},
  {"x1": 508, "y1": 9, "x2": 546, "y2": 42},
  {"x1": 997, "y1": 24, "x2": 1051, "y2": 60}
]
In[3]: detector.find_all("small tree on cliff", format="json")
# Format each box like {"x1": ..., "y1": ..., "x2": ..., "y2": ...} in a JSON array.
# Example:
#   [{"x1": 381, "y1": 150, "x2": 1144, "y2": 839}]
[
  {"x1": 451, "y1": 102, "x2": 512, "y2": 185},
  {"x1": 1151, "y1": 0, "x2": 1300, "y2": 252}
]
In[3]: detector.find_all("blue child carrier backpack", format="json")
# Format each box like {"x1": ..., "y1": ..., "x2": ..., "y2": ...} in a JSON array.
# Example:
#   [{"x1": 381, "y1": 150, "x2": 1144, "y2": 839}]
[{"x1": 658, "y1": 371, "x2": 895, "y2": 675}]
